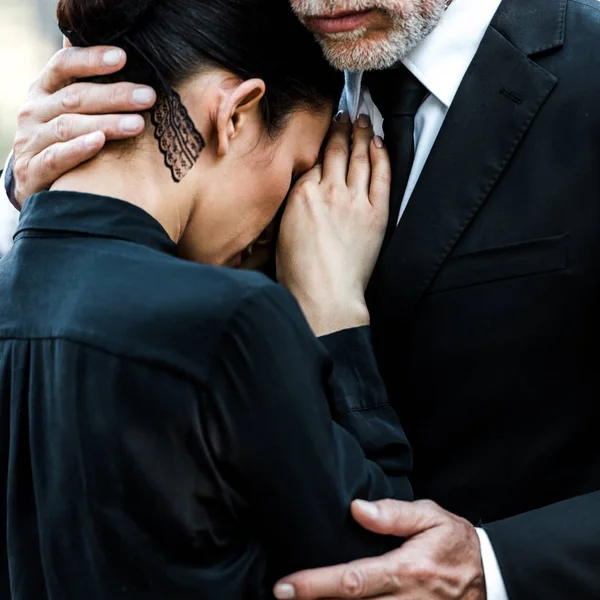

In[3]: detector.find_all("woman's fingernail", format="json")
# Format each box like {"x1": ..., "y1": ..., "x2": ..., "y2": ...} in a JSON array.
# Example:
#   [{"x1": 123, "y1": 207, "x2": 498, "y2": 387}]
[
  {"x1": 132, "y1": 88, "x2": 155, "y2": 106},
  {"x1": 119, "y1": 115, "x2": 144, "y2": 133},
  {"x1": 335, "y1": 110, "x2": 350, "y2": 124},
  {"x1": 354, "y1": 499, "x2": 379, "y2": 517},
  {"x1": 357, "y1": 114, "x2": 371, "y2": 128},
  {"x1": 84, "y1": 132, "x2": 103, "y2": 148},
  {"x1": 374, "y1": 135, "x2": 384, "y2": 148},
  {"x1": 273, "y1": 583, "x2": 296, "y2": 599},
  {"x1": 102, "y1": 49, "x2": 123, "y2": 67}
]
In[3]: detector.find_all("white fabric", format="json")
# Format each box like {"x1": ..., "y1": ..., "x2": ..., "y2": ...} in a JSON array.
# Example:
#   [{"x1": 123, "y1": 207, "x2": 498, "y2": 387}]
[
  {"x1": 0, "y1": 155, "x2": 18, "y2": 257},
  {"x1": 341, "y1": 0, "x2": 503, "y2": 223},
  {"x1": 477, "y1": 528, "x2": 510, "y2": 600},
  {"x1": 342, "y1": 0, "x2": 509, "y2": 597}
]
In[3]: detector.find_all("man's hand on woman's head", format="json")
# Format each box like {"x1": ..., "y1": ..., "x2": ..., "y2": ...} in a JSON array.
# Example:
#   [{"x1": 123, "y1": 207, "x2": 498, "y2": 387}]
[{"x1": 11, "y1": 45, "x2": 156, "y2": 206}]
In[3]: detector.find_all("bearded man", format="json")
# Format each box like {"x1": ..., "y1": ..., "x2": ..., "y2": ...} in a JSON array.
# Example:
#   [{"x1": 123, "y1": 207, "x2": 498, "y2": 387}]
[{"x1": 2, "y1": 0, "x2": 600, "y2": 599}]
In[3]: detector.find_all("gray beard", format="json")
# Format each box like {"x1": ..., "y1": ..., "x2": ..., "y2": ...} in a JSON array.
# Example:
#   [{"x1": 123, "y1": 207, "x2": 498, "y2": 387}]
[{"x1": 295, "y1": 0, "x2": 447, "y2": 71}]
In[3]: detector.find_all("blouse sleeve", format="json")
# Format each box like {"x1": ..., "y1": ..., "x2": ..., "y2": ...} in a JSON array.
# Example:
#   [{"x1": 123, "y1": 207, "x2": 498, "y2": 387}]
[{"x1": 205, "y1": 282, "x2": 412, "y2": 575}]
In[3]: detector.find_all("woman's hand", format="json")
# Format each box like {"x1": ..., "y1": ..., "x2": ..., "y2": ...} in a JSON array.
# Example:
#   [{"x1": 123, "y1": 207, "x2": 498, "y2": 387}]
[
  {"x1": 277, "y1": 113, "x2": 391, "y2": 337},
  {"x1": 10, "y1": 44, "x2": 155, "y2": 206}
]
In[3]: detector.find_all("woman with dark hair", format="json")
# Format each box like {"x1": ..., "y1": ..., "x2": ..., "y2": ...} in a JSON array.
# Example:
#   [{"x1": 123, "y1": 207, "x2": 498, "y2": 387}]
[{"x1": 0, "y1": 0, "x2": 411, "y2": 598}]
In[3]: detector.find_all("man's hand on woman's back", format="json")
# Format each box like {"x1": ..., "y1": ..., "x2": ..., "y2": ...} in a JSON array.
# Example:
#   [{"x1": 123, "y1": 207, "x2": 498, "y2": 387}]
[{"x1": 11, "y1": 43, "x2": 156, "y2": 206}]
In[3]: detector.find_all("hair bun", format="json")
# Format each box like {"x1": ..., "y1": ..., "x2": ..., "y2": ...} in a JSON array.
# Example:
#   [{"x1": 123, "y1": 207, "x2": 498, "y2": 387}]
[{"x1": 57, "y1": 0, "x2": 156, "y2": 46}]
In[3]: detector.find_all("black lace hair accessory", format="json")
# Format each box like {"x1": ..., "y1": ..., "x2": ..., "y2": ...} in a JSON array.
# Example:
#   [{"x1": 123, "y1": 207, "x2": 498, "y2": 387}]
[
  {"x1": 125, "y1": 37, "x2": 206, "y2": 183},
  {"x1": 59, "y1": 3, "x2": 205, "y2": 183}
]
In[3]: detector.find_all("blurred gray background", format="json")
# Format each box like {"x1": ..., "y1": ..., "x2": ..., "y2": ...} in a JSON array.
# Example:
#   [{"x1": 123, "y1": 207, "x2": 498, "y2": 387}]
[{"x1": 0, "y1": 0, "x2": 62, "y2": 167}]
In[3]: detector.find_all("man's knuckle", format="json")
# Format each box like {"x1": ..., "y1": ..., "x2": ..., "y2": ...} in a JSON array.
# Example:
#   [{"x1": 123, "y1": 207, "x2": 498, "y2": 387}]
[
  {"x1": 62, "y1": 87, "x2": 82, "y2": 110},
  {"x1": 13, "y1": 158, "x2": 29, "y2": 187},
  {"x1": 13, "y1": 134, "x2": 29, "y2": 158},
  {"x1": 110, "y1": 85, "x2": 129, "y2": 107},
  {"x1": 16, "y1": 102, "x2": 35, "y2": 126},
  {"x1": 418, "y1": 499, "x2": 440, "y2": 511},
  {"x1": 340, "y1": 567, "x2": 365, "y2": 597},
  {"x1": 406, "y1": 558, "x2": 437, "y2": 583},
  {"x1": 55, "y1": 115, "x2": 72, "y2": 142},
  {"x1": 48, "y1": 48, "x2": 70, "y2": 74},
  {"x1": 42, "y1": 148, "x2": 57, "y2": 172}
]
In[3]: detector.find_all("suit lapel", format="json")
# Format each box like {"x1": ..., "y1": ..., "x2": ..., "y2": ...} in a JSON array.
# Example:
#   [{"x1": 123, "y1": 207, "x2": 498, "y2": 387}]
[{"x1": 368, "y1": 0, "x2": 564, "y2": 334}]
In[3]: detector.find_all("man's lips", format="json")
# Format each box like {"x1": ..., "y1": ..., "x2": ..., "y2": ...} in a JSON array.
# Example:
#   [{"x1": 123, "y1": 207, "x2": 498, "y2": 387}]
[{"x1": 308, "y1": 9, "x2": 375, "y2": 34}]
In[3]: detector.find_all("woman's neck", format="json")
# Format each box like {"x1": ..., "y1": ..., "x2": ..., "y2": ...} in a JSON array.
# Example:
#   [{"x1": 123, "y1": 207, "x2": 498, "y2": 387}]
[{"x1": 51, "y1": 148, "x2": 192, "y2": 244}]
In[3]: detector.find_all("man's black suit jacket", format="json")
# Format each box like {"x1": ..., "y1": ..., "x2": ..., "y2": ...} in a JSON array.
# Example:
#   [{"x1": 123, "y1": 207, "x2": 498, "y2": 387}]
[{"x1": 368, "y1": 0, "x2": 600, "y2": 597}]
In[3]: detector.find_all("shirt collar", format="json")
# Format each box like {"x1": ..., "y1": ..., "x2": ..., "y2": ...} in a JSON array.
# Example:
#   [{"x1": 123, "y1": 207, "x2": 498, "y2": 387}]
[
  {"x1": 401, "y1": 0, "x2": 504, "y2": 107},
  {"x1": 15, "y1": 191, "x2": 178, "y2": 256}
]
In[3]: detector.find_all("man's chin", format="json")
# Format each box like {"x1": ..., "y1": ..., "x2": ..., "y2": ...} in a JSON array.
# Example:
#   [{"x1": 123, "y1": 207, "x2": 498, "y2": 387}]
[{"x1": 314, "y1": 33, "x2": 405, "y2": 71}]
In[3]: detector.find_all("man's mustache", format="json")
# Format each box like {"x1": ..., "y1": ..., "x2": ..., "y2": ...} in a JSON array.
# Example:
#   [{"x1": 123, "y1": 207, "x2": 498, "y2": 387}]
[{"x1": 291, "y1": 0, "x2": 387, "y2": 18}]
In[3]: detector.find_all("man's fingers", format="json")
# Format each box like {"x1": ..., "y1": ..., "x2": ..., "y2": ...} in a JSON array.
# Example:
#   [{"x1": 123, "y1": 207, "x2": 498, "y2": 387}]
[
  {"x1": 36, "y1": 46, "x2": 127, "y2": 94},
  {"x1": 38, "y1": 82, "x2": 155, "y2": 122},
  {"x1": 33, "y1": 113, "x2": 145, "y2": 153},
  {"x1": 347, "y1": 114, "x2": 373, "y2": 195},
  {"x1": 368, "y1": 137, "x2": 391, "y2": 215},
  {"x1": 351, "y1": 499, "x2": 444, "y2": 537},
  {"x1": 322, "y1": 113, "x2": 351, "y2": 183},
  {"x1": 24, "y1": 132, "x2": 106, "y2": 192},
  {"x1": 274, "y1": 555, "x2": 402, "y2": 600}
]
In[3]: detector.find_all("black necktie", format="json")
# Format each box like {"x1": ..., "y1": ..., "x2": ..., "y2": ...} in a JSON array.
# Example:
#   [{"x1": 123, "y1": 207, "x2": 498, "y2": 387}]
[{"x1": 364, "y1": 67, "x2": 428, "y2": 246}]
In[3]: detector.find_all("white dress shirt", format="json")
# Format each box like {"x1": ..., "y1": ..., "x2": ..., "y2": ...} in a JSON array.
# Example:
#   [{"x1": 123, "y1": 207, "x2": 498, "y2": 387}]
[{"x1": 341, "y1": 0, "x2": 509, "y2": 598}]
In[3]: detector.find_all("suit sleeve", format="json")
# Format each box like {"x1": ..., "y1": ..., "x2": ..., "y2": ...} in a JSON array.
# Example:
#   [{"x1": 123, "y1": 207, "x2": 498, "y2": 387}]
[
  {"x1": 207, "y1": 283, "x2": 412, "y2": 575},
  {"x1": 483, "y1": 491, "x2": 600, "y2": 600},
  {"x1": 0, "y1": 156, "x2": 19, "y2": 257}
]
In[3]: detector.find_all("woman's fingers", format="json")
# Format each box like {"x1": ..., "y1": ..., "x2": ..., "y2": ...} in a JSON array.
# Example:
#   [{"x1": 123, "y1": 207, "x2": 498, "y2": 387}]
[
  {"x1": 347, "y1": 114, "x2": 374, "y2": 195},
  {"x1": 16, "y1": 133, "x2": 106, "y2": 199},
  {"x1": 321, "y1": 112, "x2": 351, "y2": 183},
  {"x1": 296, "y1": 163, "x2": 323, "y2": 185},
  {"x1": 35, "y1": 46, "x2": 127, "y2": 95},
  {"x1": 368, "y1": 136, "x2": 391, "y2": 218}
]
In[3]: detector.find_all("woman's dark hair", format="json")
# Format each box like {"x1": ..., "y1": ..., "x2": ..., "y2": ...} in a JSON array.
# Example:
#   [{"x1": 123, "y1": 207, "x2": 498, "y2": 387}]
[{"x1": 56, "y1": 0, "x2": 344, "y2": 135}]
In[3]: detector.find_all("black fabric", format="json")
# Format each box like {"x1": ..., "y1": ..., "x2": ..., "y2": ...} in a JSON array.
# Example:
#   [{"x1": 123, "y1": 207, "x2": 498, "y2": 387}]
[
  {"x1": 365, "y1": 0, "x2": 600, "y2": 598},
  {"x1": 364, "y1": 67, "x2": 428, "y2": 246},
  {"x1": 0, "y1": 191, "x2": 411, "y2": 599}
]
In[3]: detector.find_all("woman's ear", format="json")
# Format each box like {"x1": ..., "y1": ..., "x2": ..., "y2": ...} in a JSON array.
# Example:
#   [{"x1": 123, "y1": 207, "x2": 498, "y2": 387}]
[{"x1": 216, "y1": 78, "x2": 266, "y2": 157}]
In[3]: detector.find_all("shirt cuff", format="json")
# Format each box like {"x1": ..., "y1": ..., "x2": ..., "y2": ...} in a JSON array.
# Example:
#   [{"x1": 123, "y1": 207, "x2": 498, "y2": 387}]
[{"x1": 476, "y1": 528, "x2": 509, "y2": 600}]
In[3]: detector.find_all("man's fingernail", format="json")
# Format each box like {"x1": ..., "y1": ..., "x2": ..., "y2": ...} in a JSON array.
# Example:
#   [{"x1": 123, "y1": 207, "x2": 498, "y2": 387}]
[
  {"x1": 335, "y1": 110, "x2": 350, "y2": 124},
  {"x1": 273, "y1": 583, "x2": 296, "y2": 599},
  {"x1": 119, "y1": 115, "x2": 144, "y2": 133},
  {"x1": 354, "y1": 499, "x2": 379, "y2": 517},
  {"x1": 357, "y1": 114, "x2": 371, "y2": 128},
  {"x1": 84, "y1": 132, "x2": 103, "y2": 148},
  {"x1": 102, "y1": 49, "x2": 123, "y2": 67},
  {"x1": 374, "y1": 135, "x2": 384, "y2": 148},
  {"x1": 132, "y1": 88, "x2": 155, "y2": 106}
]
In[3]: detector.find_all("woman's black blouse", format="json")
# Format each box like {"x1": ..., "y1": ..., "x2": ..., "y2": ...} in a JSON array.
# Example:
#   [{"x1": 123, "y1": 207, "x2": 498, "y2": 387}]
[{"x1": 0, "y1": 191, "x2": 412, "y2": 599}]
